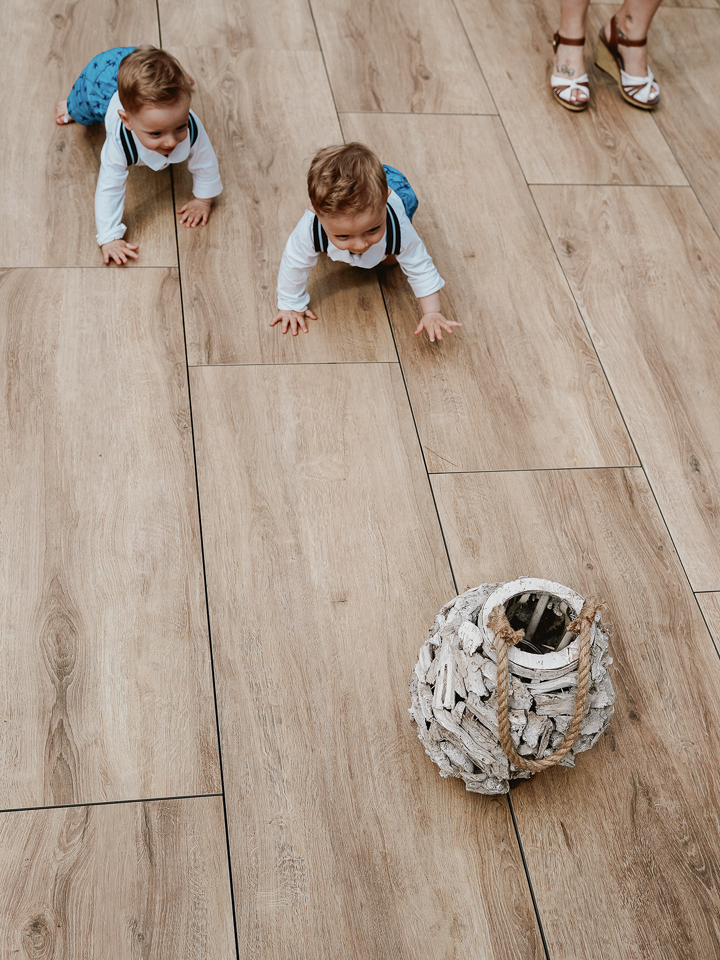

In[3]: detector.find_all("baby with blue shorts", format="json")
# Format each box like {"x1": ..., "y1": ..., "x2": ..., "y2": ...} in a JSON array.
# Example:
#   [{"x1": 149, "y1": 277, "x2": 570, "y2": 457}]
[
  {"x1": 273, "y1": 142, "x2": 460, "y2": 343},
  {"x1": 56, "y1": 46, "x2": 222, "y2": 265}
]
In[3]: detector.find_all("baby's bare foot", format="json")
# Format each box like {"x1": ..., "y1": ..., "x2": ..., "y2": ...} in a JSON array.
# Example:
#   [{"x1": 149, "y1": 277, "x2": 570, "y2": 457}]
[{"x1": 55, "y1": 100, "x2": 73, "y2": 125}]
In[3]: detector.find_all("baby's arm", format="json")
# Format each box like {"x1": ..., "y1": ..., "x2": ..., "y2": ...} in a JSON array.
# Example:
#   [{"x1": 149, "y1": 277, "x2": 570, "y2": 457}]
[
  {"x1": 415, "y1": 291, "x2": 462, "y2": 343},
  {"x1": 95, "y1": 138, "x2": 136, "y2": 264},
  {"x1": 392, "y1": 199, "x2": 461, "y2": 342},
  {"x1": 184, "y1": 113, "x2": 222, "y2": 228},
  {"x1": 272, "y1": 215, "x2": 320, "y2": 335}
]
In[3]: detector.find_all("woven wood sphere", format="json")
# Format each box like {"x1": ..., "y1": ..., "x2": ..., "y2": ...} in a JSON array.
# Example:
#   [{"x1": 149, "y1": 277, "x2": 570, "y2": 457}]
[{"x1": 409, "y1": 578, "x2": 615, "y2": 794}]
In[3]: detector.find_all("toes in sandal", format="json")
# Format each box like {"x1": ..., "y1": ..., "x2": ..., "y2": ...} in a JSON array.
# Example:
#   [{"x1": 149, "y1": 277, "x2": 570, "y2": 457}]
[
  {"x1": 595, "y1": 15, "x2": 659, "y2": 109},
  {"x1": 551, "y1": 33, "x2": 589, "y2": 111}
]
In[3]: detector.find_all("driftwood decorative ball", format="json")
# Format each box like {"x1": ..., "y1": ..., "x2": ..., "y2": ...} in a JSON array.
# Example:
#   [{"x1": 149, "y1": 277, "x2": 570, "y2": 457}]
[{"x1": 410, "y1": 578, "x2": 615, "y2": 794}]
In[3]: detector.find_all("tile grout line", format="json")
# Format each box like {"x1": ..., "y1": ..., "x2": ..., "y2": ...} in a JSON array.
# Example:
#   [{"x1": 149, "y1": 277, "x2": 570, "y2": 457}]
[
  {"x1": 319, "y1": 6, "x2": 552, "y2": 942},
  {"x1": 167, "y1": 161, "x2": 242, "y2": 960},
  {"x1": 429, "y1": 463, "x2": 642, "y2": 476},
  {"x1": 524, "y1": 178, "x2": 720, "y2": 660},
  {"x1": 307, "y1": 0, "x2": 467, "y2": 596},
  {"x1": 376, "y1": 278, "x2": 462, "y2": 594},
  {"x1": 336, "y1": 110, "x2": 498, "y2": 117},
  {"x1": 1, "y1": 793, "x2": 224, "y2": 817},
  {"x1": 474, "y1": 8, "x2": 720, "y2": 659},
  {"x1": 306, "y1": 0, "x2": 342, "y2": 124},
  {"x1": 446, "y1": 3, "x2": 554, "y2": 956},
  {"x1": 646, "y1": 15, "x2": 720, "y2": 247}
]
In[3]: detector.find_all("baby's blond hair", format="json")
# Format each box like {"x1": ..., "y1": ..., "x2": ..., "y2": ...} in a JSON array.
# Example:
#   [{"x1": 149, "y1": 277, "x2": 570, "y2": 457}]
[
  {"x1": 307, "y1": 143, "x2": 387, "y2": 216},
  {"x1": 117, "y1": 46, "x2": 194, "y2": 114}
]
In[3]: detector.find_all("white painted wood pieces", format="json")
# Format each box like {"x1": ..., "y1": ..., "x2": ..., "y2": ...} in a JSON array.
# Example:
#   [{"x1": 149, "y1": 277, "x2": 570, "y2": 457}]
[{"x1": 410, "y1": 579, "x2": 615, "y2": 794}]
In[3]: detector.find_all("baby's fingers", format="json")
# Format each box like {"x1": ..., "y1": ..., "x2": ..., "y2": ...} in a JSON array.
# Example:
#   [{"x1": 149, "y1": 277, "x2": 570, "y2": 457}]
[{"x1": 414, "y1": 321, "x2": 436, "y2": 342}]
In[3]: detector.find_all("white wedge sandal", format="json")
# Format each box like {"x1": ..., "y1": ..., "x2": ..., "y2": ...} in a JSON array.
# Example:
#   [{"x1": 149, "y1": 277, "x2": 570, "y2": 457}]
[
  {"x1": 595, "y1": 15, "x2": 659, "y2": 109},
  {"x1": 550, "y1": 32, "x2": 589, "y2": 112}
]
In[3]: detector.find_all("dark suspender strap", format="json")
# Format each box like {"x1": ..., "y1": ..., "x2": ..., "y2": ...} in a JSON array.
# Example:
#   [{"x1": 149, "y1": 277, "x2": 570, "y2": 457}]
[
  {"x1": 385, "y1": 203, "x2": 401, "y2": 256},
  {"x1": 312, "y1": 215, "x2": 328, "y2": 253},
  {"x1": 189, "y1": 114, "x2": 198, "y2": 147},
  {"x1": 119, "y1": 125, "x2": 138, "y2": 165}
]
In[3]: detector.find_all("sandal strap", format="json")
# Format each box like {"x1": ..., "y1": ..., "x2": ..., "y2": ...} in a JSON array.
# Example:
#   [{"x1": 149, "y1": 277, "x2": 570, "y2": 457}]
[
  {"x1": 553, "y1": 31, "x2": 585, "y2": 52},
  {"x1": 620, "y1": 66, "x2": 658, "y2": 103},
  {"x1": 550, "y1": 74, "x2": 589, "y2": 103},
  {"x1": 608, "y1": 15, "x2": 647, "y2": 51}
]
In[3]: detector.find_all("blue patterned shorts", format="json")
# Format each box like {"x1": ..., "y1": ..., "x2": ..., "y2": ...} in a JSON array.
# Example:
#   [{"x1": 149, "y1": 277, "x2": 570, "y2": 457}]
[
  {"x1": 383, "y1": 165, "x2": 418, "y2": 221},
  {"x1": 67, "y1": 46, "x2": 137, "y2": 125}
]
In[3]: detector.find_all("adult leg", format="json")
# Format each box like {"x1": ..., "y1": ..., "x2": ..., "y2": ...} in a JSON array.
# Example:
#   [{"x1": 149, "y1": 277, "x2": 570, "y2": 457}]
[
  {"x1": 603, "y1": 0, "x2": 663, "y2": 97},
  {"x1": 553, "y1": 0, "x2": 591, "y2": 107}
]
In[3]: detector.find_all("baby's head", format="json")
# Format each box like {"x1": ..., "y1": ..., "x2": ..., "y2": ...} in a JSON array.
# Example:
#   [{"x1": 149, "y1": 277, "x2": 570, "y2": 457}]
[
  {"x1": 307, "y1": 143, "x2": 389, "y2": 255},
  {"x1": 117, "y1": 46, "x2": 194, "y2": 156}
]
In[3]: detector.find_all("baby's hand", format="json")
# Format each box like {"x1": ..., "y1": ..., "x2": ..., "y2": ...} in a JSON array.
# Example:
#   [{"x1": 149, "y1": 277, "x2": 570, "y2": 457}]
[
  {"x1": 177, "y1": 197, "x2": 212, "y2": 228},
  {"x1": 270, "y1": 309, "x2": 318, "y2": 336},
  {"x1": 415, "y1": 312, "x2": 462, "y2": 343},
  {"x1": 101, "y1": 239, "x2": 140, "y2": 266}
]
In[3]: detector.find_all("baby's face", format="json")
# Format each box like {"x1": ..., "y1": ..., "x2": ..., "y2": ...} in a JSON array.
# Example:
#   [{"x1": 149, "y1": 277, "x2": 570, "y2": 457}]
[
  {"x1": 316, "y1": 201, "x2": 387, "y2": 255},
  {"x1": 118, "y1": 95, "x2": 191, "y2": 156}
]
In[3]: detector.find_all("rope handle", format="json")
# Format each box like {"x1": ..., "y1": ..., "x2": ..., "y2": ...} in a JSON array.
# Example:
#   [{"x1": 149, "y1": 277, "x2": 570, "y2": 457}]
[{"x1": 490, "y1": 598, "x2": 602, "y2": 772}]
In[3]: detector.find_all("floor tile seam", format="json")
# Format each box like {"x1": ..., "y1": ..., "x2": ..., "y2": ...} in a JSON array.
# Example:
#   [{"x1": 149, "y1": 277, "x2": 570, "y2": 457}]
[
  {"x1": 373, "y1": 285, "x2": 552, "y2": 960},
  {"x1": 646, "y1": 0, "x2": 720, "y2": 210},
  {"x1": 188, "y1": 360, "x2": 400, "y2": 369},
  {"x1": 695, "y1": 596, "x2": 720, "y2": 659},
  {"x1": 527, "y1": 184, "x2": 714, "y2": 610},
  {"x1": 449, "y1": 0, "x2": 503, "y2": 122},
  {"x1": 526, "y1": 181, "x2": 695, "y2": 189},
  {"x1": 376, "y1": 278, "x2": 461, "y2": 596},
  {"x1": 0, "y1": 793, "x2": 224, "y2": 816},
  {"x1": 526, "y1": 173, "x2": 720, "y2": 611},
  {"x1": 423, "y1": 4, "x2": 552, "y2": 922},
  {"x1": 336, "y1": 110, "x2": 498, "y2": 117},
  {"x1": 589, "y1": 0, "x2": 719, "y2": 6},
  {"x1": 168, "y1": 166, "x2": 241, "y2": 960},
  {"x1": 526, "y1": 171, "x2": 644, "y2": 473},
  {"x1": 0, "y1": 265, "x2": 178, "y2": 271},
  {"x1": 648, "y1": 99, "x2": 720, "y2": 246},
  {"x1": 306, "y1": 0, "x2": 343, "y2": 124},
  {"x1": 429, "y1": 464, "x2": 643, "y2": 477},
  {"x1": 506, "y1": 794, "x2": 552, "y2": 960}
]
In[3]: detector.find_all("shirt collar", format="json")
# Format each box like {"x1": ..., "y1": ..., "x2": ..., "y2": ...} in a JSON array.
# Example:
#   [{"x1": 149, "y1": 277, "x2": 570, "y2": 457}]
[{"x1": 133, "y1": 131, "x2": 191, "y2": 169}]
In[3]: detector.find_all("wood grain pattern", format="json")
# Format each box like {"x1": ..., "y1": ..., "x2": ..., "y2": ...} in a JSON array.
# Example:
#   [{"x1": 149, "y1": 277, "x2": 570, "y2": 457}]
[
  {"x1": 190, "y1": 363, "x2": 543, "y2": 960},
  {"x1": 638, "y1": 6, "x2": 720, "y2": 234},
  {"x1": 159, "y1": 0, "x2": 319, "y2": 49},
  {"x1": 0, "y1": 0, "x2": 177, "y2": 268},
  {"x1": 170, "y1": 48, "x2": 396, "y2": 365},
  {"x1": 0, "y1": 798, "x2": 234, "y2": 959},
  {"x1": 341, "y1": 112, "x2": 637, "y2": 472},
  {"x1": 432, "y1": 468, "x2": 720, "y2": 960},
  {"x1": 454, "y1": 0, "x2": 687, "y2": 185},
  {"x1": 0, "y1": 269, "x2": 220, "y2": 809},
  {"x1": 308, "y1": 0, "x2": 495, "y2": 114},
  {"x1": 533, "y1": 183, "x2": 720, "y2": 591}
]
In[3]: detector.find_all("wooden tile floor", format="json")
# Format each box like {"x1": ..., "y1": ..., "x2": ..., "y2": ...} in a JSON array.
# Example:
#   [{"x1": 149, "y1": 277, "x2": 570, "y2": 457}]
[{"x1": 3, "y1": 0, "x2": 720, "y2": 957}]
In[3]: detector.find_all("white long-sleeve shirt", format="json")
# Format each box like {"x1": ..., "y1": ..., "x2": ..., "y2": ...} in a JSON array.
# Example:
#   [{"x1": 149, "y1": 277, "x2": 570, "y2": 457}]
[
  {"x1": 276, "y1": 189, "x2": 445, "y2": 311},
  {"x1": 95, "y1": 91, "x2": 223, "y2": 246}
]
